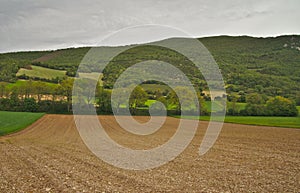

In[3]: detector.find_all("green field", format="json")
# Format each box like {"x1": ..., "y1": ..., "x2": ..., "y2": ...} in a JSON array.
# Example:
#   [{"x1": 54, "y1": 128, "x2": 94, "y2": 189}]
[
  {"x1": 205, "y1": 101, "x2": 226, "y2": 112},
  {"x1": 6, "y1": 80, "x2": 58, "y2": 89},
  {"x1": 78, "y1": 72, "x2": 103, "y2": 86},
  {"x1": 227, "y1": 102, "x2": 247, "y2": 109},
  {"x1": 17, "y1": 65, "x2": 67, "y2": 80},
  {"x1": 145, "y1": 99, "x2": 157, "y2": 107},
  {"x1": 0, "y1": 111, "x2": 44, "y2": 136},
  {"x1": 174, "y1": 115, "x2": 300, "y2": 128}
]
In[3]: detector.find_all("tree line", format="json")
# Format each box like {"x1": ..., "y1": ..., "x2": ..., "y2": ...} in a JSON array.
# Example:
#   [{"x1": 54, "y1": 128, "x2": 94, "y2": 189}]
[
  {"x1": 0, "y1": 79, "x2": 73, "y2": 113},
  {"x1": 227, "y1": 93, "x2": 298, "y2": 116},
  {"x1": 0, "y1": 79, "x2": 298, "y2": 117}
]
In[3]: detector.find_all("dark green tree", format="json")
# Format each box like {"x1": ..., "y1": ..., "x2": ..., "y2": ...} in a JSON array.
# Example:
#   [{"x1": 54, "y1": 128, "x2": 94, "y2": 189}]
[
  {"x1": 23, "y1": 98, "x2": 38, "y2": 112},
  {"x1": 96, "y1": 86, "x2": 112, "y2": 113},
  {"x1": 60, "y1": 78, "x2": 74, "y2": 112},
  {"x1": 129, "y1": 86, "x2": 148, "y2": 114},
  {"x1": 266, "y1": 96, "x2": 298, "y2": 116},
  {"x1": 244, "y1": 93, "x2": 268, "y2": 116}
]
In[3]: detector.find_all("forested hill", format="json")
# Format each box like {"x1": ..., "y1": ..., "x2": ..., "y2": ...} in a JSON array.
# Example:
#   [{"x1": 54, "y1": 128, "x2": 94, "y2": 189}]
[
  {"x1": 0, "y1": 35, "x2": 299, "y2": 102},
  {"x1": 200, "y1": 35, "x2": 300, "y2": 101}
]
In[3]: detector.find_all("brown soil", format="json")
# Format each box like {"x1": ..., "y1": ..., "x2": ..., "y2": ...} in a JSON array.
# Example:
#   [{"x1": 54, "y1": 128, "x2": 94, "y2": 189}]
[
  {"x1": 32, "y1": 51, "x2": 64, "y2": 63},
  {"x1": 0, "y1": 115, "x2": 299, "y2": 192}
]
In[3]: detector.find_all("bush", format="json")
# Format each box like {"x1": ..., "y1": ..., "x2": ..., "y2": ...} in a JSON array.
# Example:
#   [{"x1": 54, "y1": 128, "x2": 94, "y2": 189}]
[
  {"x1": 227, "y1": 108, "x2": 240, "y2": 116},
  {"x1": 0, "y1": 98, "x2": 11, "y2": 111},
  {"x1": 23, "y1": 98, "x2": 38, "y2": 112},
  {"x1": 244, "y1": 104, "x2": 268, "y2": 116},
  {"x1": 266, "y1": 96, "x2": 298, "y2": 116}
]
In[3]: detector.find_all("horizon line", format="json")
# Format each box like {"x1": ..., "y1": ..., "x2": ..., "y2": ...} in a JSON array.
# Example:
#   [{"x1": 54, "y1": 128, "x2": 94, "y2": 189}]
[{"x1": 1, "y1": 33, "x2": 299, "y2": 54}]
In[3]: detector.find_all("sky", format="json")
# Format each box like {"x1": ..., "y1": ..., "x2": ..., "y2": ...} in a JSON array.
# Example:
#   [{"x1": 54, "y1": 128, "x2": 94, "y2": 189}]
[{"x1": 0, "y1": 0, "x2": 299, "y2": 53}]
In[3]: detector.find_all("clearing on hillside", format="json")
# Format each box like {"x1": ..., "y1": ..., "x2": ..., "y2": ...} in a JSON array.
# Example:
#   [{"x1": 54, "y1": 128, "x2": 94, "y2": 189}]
[{"x1": 16, "y1": 65, "x2": 67, "y2": 80}]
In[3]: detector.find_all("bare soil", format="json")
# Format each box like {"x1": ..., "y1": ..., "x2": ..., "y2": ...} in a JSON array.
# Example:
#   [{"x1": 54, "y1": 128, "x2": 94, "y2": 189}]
[
  {"x1": 32, "y1": 51, "x2": 64, "y2": 62},
  {"x1": 0, "y1": 115, "x2": 299, "y2": 192}
]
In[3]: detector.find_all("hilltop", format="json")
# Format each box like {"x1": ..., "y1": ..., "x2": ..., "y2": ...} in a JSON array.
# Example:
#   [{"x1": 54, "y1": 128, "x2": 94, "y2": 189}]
[{"x1": 0, "y1": 35, "x2": 299, "y2": 104}]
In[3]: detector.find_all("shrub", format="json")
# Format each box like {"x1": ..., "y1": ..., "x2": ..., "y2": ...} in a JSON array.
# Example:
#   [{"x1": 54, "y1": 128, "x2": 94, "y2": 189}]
[{"x1": 266, "y1": 96, "x2": 298, "y2": 116}]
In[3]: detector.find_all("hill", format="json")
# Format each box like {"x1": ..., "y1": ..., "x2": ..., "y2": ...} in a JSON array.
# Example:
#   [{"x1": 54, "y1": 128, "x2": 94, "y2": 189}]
[
  {"x1": 0, "y1": 35, "x2": 299, "y2": 103},
  {"x1": 16, "y1": 65, "x2": 67, "y2": 82},
  {"x1": 200, "y1": 36, "x2": 300, "y2": 101}
]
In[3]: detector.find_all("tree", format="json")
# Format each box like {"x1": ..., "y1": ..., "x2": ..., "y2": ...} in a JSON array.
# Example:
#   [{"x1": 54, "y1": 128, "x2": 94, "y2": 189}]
[
  {"x1": 22, "y1": 80, "x2": 34, "y2": 99},
  {"x1": 73, "y1": 78, "x2": 97, "y2": 108},
  {"x1": 129, "y1": 86, "x2": 147, "y2": 114},
  {"x1": 96, "y1": 86, "x2": 112, "y2": 113},
  {"x1": 296, "y1": 92, "x2": 300, "y2": 106},
  {"x1": 196, "y1": 91, "x2": 207, "y2": 115},
  {"x1": 60, "y1": 79, "x2": 74, "y2": 112},
  {"x1": 32, "y1": 81, "x2": 47, "y2": 102},
  {"x1": 166, "y1": 86, "x2": 201, "y2": 113},
  {"x1": 111, "y1": 87, "x2": 128, "y2": 114},
  {"x1": 9, "y1": 91, "x2": 20, "y2": 111},
  {"x1": 244, "y1": 93, "x2": 268, "y2": 116},
  {"x1": 23, "y1": 98, "x2": 38, "y2": 112},
  {"x1": 246, "y1": 93, "x2": 267, "y2": 105},
  {"x1": 266, "y1": 96, "x2": 298, "y2": 116},
  {"x1": 227, "y1": 94, "x2": 238, "y2": 115},
  {"x1": 166, "y1": 90, "x2": 179, "y2": 111},
  {"x1": 0, "y1": 82, "x2": 7, "y2": 98}
]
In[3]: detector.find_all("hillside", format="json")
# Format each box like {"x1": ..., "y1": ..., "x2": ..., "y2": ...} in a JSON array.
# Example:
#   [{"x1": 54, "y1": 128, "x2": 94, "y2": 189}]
[
  {"x1": 0, "y1": 35, "x2": 299, "y2": 103},
  {"x1": 200, "y1": 36, "x2": 300, "y2": 100},
  {"x1": 16, "y1": 65, "x2": 67, "y2": 82}
]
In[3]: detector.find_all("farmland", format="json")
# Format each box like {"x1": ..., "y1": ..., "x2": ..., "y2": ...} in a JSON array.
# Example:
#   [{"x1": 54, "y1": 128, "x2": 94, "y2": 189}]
[
  {"x1": 0, "y1": 111, "x2": 44, "y2": 135},
  {"x1": 0, "y1": 35, "x2": 299, "y2": 117},
  {"x1": 0, "y1": 33, "x2": 299, "y2": 192},
  {"x1": 5, "y1": 80, "x2": 57, "y2": 89},
  {"x1": 16, "y1": 65, "x2": 67, "y2": 80},
  {"x1": 176, "y1": 115, "x2": 300, "y2": 128},
  {"x1": 0, "y1": 115, "x2": 299, "y2": 192},
  {"x1": 1, "y1": 36, "x2": 300, "y2": 104}
]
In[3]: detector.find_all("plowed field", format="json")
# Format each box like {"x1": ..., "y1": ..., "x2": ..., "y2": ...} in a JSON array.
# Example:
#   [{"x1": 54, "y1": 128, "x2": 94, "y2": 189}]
[{"x1": 0, "y1": 115, "x2": 299, "y2": 192}]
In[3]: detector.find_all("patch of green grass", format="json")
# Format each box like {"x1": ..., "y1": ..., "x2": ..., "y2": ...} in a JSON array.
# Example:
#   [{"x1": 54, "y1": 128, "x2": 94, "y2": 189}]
[
  {"x1": 0, "y1": 111, "x2": 44, "y2": 136},
  {"x1": 205, "y1": 101, "x2": 246, "y2": 113},
  {"x1": 173, "y1": 115, "x2": 300, "y2": 128},
  {"x1": 144, "y1": 99, "x2": 178, "y2": 110},
  {"x1": 227, "y1": 102, "x2": 247, "y2": 109},
  {"x1": 145, "y1": 100, "x2": 157, "y2": 107},
  {"x1": 6, "y1": 80, "x2": 29, "y2": 89},
  {"x1": 205, "y1": 101, "x2": 225, "y2": 112},
  {"x1": 6, "y1": 80, "x2": 57, "y2": 89},
  {"x1": 17, "y1": 65, "x2": 67, "y2": 80},
  {"x1": 78, "y1": 72, "x2": 103, "y2": 86}
]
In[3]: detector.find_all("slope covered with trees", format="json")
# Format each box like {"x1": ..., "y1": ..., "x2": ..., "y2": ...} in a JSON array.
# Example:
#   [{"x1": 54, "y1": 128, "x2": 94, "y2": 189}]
[{"x1": 0, "y1": 35, "x2": 299, "y2": 116}]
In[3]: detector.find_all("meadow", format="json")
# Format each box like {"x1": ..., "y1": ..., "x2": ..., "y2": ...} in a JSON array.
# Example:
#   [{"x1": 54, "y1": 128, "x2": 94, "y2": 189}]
[
  {"x1": 5, "y1": 80, "x2": 58, "y2": 90},
  {"x1": 17, "y1": 65, "x2": 67, "y2": 80},
  {"x1": 145, "y1": 100, "x2": 300, "y2": 128},
  {"x1": 0, "y1": 111, "x2": 44, "y2": 135},
  {"x1": 175, "y1": 115, "x2": 300, "y2": 128}
]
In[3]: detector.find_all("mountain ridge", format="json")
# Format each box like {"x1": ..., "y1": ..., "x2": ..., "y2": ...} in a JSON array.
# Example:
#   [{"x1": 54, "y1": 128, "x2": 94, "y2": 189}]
[{"x1": 0, "y1": 35, "x2": 299, "y2": 103}]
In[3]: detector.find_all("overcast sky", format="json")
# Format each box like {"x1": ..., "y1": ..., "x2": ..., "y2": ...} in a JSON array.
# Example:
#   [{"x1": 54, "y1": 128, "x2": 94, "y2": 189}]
[{"x1": 0, "y1": 0, "x2": 299, "y2": 53}]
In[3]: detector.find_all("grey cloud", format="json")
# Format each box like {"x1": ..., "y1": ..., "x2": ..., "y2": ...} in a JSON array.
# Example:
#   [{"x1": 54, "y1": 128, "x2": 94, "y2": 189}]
[{"x1": 0, "y1": 0, "x2": 299, "y2": 52}]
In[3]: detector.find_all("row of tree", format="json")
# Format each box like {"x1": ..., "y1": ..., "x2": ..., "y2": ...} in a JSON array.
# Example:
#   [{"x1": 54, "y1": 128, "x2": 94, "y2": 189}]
[
  {"x1": 0, "y1": 79, "x2": 73, "y2": 113},
  {"x1": 228, "y1": 94, "x2": 298, "y2": 116},
  {"x1": 0, "y1": 79, "x2": 298, "y2": 116}
]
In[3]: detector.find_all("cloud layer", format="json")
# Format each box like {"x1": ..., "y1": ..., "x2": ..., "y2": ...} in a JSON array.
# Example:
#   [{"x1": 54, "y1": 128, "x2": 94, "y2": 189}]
[{"x1": 0, "y1": 0, "x2": 299, "y2": 52}]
